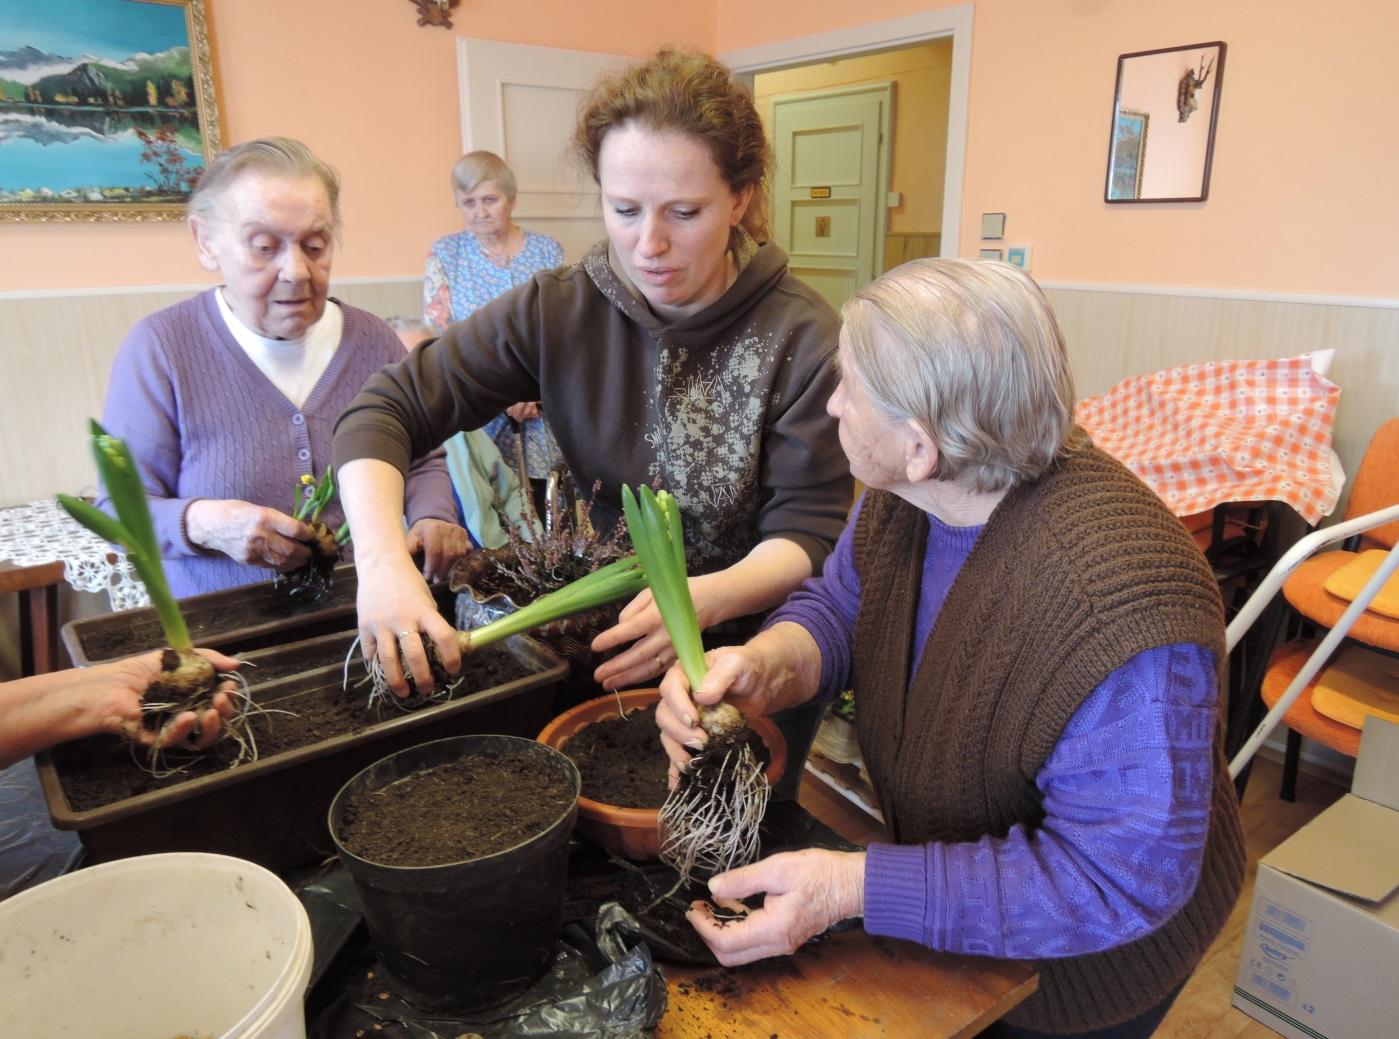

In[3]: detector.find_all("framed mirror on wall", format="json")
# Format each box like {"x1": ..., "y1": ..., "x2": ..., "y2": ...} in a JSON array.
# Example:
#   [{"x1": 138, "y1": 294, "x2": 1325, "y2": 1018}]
[{"x1": 1105, "y1": 41, "x2": 1225, "y2": 203}]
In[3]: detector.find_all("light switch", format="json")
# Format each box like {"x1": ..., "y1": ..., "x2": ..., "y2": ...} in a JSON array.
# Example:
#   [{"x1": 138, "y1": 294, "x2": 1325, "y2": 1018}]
[{"x1": 887, "y1": 191, "x2": 903, "y2": 208}]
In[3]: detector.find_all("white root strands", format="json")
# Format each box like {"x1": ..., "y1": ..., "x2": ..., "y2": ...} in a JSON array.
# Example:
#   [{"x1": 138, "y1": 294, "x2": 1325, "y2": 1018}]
[
  {"x1": 136, "y1": 668, "x2": 290, "y2": 779},
  {"x1": 342, "y1": 635, "x2": 465, "y2": 712},
  {"x1": 658, "y1": 742, "x2": 770, "y2": 887}
]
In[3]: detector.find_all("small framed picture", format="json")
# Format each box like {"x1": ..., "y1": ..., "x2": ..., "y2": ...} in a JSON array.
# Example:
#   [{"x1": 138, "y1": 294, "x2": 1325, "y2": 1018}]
[
  {"x1": 979, "y1": 248, "x2": 1004, "y2": 261},
  {"x1": 1006, "y1": 245, "x2": 1032, "y2": 270},
  {"x1": 980, "y1": 212, "x2": 1006, "y2": 239}
]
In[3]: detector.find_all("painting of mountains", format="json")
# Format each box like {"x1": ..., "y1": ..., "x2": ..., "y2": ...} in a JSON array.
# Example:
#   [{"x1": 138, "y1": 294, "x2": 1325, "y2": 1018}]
[{"x1": 0, "y1": 0, "x2": 220, "y2": 220}]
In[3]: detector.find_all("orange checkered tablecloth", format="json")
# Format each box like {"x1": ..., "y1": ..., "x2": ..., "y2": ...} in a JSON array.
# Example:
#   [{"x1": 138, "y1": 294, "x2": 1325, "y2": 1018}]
[{"x1": 1075, "y1": 354, "x2": 1342, "y2": 524}]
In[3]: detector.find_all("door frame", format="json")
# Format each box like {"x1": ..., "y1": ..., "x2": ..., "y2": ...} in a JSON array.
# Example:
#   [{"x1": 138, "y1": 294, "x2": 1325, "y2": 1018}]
[
  {"x1": 721, "y1": 4, "x2": 973, "y2": 259},
  {"x1": 771, "y1": 83, "x2": 893, "y2": 298}
]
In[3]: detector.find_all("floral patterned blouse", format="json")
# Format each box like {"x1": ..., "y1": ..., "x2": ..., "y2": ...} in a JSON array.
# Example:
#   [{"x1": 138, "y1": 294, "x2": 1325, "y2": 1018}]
[{"x1": 423, "y1": 228, "x2": 566, "y2": 479}]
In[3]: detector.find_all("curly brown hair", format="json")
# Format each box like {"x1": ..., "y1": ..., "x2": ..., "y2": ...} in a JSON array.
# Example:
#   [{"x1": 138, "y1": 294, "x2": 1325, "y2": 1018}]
[{"x1": 573, "y1": 47, "x2": 771, "y2": 247}]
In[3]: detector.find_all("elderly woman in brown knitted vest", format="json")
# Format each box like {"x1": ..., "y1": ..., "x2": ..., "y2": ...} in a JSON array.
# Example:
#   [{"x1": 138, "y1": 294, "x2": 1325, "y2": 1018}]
[{"x1": 657, "y1": 258, "x2": 1245, "y2": 1038}]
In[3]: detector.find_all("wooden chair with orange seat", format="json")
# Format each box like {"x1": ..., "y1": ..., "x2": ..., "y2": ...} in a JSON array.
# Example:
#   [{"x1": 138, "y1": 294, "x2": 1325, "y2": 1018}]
[{"x1": 1227, "y1": 418, "x2": 1399, "y2": 800}]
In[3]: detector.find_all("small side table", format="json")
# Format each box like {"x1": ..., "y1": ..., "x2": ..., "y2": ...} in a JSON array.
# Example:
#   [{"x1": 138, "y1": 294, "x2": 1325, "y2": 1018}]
[{"x1": 0, "y1": 558, "x2": 66, "y2": 675}]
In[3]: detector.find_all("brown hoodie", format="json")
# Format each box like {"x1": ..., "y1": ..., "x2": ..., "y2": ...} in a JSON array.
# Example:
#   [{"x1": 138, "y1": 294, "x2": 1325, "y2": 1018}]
[{"x1": 334, "y1": 237, "x2": 852, "y2": 573}]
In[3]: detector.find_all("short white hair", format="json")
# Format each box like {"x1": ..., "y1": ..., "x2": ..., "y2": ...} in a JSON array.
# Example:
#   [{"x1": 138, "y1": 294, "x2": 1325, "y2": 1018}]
[
  {"x1": 840, "y1": 259, "x2": 1076, "y2": 493},
  {"x1": 188, "y1": 136, "x2": 340, "y2": 228},
  {"x1": 450, "y1": 151, "x2": 517, "y2": 201}
]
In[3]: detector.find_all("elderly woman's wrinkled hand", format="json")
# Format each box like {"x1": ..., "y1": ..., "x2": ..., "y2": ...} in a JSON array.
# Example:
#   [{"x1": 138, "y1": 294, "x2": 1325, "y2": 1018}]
[
  {"x1": 185, "y1": 499, "x2": 314, "y2": 570},
  {"x1": 504, "y1": 401, "x2": 541, "y2": 422},
  {"x1": 654, "y1": 644, "x2": 767, "y2": 777},
  {"x1": 685, "y1": 848, "x2": 866, "y2": 967},
  {"x1": 405, "y1": 518, "x2": 471, "y2": 584}
]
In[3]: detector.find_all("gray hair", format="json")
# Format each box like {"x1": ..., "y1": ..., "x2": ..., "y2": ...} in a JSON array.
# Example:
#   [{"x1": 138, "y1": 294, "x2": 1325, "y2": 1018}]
[
  {"x1": 450, "y1": 150, "x2": 517, "y2": 201},
  {"x1": 187, "y1": 136, "x2": 341, "y2": 228},
  {"x1": 840, "y1": 258, "x2": 1076, "y2": 493}
]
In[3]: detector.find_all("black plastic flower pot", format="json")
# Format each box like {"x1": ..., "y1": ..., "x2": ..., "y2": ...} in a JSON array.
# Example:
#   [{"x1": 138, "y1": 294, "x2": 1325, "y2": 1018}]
[{"x1": 328, "y1": 734, "x2": 580, "y2": 1013}]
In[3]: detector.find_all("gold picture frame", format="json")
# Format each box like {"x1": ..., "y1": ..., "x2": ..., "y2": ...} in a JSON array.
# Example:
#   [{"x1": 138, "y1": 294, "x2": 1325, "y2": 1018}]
[{"x1": 0, "y1": 0, "x2": 222, "y2": 223}]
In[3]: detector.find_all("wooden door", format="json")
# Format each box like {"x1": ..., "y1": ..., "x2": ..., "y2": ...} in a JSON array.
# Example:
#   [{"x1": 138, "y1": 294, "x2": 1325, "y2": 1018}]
[{"x1": 772, "y1": 85, "x2": 891, "y2": 312}]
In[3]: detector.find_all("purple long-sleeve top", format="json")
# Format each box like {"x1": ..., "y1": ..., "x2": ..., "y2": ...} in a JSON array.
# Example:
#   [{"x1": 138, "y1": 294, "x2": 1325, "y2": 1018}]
[
  {"x1": 768, "y1": 497, "x2": 1218, "y2": 959},
  {"x1": 102, "y1": 290, "x2": 457, "y2": 598}
]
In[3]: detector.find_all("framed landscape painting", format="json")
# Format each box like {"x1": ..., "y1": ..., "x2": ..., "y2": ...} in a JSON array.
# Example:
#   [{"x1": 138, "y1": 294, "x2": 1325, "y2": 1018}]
[{"x1": 0, "y1": 0, "x2": 221, "y2": 222}]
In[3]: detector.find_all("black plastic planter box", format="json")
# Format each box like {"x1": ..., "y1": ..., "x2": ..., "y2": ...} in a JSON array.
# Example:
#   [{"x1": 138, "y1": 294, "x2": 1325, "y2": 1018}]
[
  {"x1": 36, "y1": 634, "x2": 568, "y2": 872},
  {"x1": 60, "y1": 564, "x2": 367, "y2": 666}
]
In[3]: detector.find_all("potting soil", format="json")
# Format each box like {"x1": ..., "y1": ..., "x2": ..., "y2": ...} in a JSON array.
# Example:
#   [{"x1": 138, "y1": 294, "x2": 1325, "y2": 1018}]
[
  {"x1": 562, "y1": 704, "x2": 670, "y2": 808},
  {"x1": 75, "y1": 576, "x2": 360, "y2": 662},
  {"x1": 299, "y1": 800, "x2": 859, "y2": 1036},
  {"x1": 336, "y1": 753, "x2": 575, "y2": 866}
]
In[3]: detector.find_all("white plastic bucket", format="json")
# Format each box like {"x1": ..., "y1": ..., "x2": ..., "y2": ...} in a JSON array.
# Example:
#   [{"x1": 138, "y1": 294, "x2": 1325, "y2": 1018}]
[{"x1": 0, "y1": 852, "x2": 313, "y2": 1039}]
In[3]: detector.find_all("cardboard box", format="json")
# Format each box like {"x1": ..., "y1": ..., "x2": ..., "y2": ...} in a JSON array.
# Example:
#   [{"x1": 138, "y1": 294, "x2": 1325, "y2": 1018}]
[{"x1": 1233, "y1": 717, "x2": 1399, "y2": 1038}]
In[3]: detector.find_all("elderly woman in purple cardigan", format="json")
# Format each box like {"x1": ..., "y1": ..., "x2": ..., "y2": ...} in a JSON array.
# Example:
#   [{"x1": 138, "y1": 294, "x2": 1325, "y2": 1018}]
[
  {"x1": 656, "y1": 260, "x2": 1246, "y2": 1039},
  {"x1": 101, "y1": 137, "x2": 466, "y2": 599}
]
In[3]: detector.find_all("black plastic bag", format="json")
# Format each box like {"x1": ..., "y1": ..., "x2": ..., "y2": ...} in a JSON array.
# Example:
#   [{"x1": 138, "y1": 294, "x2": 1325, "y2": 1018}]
[{"x1": 304, "y1": 867, "x2": 666, "y2": 1039}]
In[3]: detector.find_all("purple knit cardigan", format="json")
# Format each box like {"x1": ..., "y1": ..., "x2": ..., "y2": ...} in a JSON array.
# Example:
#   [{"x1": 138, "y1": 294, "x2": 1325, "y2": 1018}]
[{"x1": 102, "y1": 289, "x2": 456, "y2": 597}]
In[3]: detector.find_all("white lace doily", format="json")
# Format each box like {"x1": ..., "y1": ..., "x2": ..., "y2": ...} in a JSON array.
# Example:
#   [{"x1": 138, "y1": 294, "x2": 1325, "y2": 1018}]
[{"x1": 0, "y1": 500, "x2": 149, "y2": 611}]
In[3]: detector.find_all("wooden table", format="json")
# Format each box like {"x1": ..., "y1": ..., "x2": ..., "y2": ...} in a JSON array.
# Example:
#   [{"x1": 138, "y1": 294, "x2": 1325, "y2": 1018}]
[
  {"x1": 658, "y1": 929, "x2": 1037, "y2": 1038},
  {"x1": 0, "y1": 557, "x2": 65, "y2": 674}
]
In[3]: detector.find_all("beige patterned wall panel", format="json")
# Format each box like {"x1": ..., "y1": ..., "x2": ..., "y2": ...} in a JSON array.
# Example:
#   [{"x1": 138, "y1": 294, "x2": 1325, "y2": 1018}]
[
  {"x1": 1047, "y1": 287, "x2": 1399, "y2": 493},
  {"x1": 0, "y1": 280, "x2": 423, "y2": 507}
]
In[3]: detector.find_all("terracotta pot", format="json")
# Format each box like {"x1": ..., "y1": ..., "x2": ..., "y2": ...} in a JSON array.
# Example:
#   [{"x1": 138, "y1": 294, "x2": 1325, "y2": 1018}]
[{"x1": 537, "y1": 688, "x2": 787, "y2": 861}]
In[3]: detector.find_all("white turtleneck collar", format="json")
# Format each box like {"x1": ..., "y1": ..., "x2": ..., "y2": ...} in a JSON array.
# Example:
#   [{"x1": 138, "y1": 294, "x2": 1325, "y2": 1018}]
[{"x1": 214, "y1": 288, "x2": 343, "y2": 409}]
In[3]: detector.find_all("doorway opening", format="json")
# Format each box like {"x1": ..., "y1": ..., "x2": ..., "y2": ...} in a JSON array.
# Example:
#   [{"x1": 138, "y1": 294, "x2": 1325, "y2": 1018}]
[
  {"x1": 756, "y1": 44, "x2": 951, "y2": 311},
  {"x1": 723, "y1": 5, "x2": 972, "y2": 310}
]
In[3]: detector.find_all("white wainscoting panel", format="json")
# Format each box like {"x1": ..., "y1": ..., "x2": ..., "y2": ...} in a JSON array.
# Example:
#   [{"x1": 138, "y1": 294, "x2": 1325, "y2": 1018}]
[
  {"x1": 1047, "y1": 284, "x2": 1399, "y2": 499},
  {"x1": 0, "y1": 278, "x2": 422, "y2": 506}
]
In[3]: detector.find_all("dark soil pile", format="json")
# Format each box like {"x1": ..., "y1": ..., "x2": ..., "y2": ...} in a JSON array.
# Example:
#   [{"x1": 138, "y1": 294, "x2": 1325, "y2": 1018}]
[
  {"x1": 78, "y1": 575, "x2": 359, "y2": 662},
  {"x1": 563, "y1": 705, "x2": 670, "y2": 808},
  {"x1": 336, "y1": 752, "x2": 575, "y2": 866},
  {"x1": 52, "y1": 647, "x2": 531, "y2": 811},
  {"x1": 240, "y1": 633, "x2": 358, "y2": 684}
]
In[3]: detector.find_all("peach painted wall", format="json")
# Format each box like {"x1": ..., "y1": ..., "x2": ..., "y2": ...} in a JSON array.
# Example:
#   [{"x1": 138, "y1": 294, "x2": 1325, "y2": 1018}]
[
  {"x1": 0, "y1": 0, "x2": 711, "y2": 292},
  {"x1": 718, "y1": 0, "x2": 1399, "y2": 298}
]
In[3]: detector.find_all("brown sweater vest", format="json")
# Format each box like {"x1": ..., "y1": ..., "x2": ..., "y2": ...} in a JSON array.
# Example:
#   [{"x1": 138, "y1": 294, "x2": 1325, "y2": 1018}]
[{"x1": 851, "y1": 440, "x2": 1245, "y2": 1034}]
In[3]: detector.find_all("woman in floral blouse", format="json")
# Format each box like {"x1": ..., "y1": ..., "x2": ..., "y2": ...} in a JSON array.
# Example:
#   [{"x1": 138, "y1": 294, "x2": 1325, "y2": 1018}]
[{"x1": 423, "y1": 150, "x2": 566, "y2": 486}]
